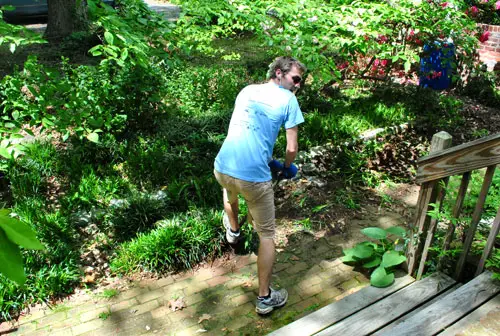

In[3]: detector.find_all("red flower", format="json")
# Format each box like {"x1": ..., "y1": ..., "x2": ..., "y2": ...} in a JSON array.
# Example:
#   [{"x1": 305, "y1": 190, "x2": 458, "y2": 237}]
[
  {"x1": 377, "y1": 35, "x2": 388, "y2": 44},
  {"x1": 381, "y1": 59, "x2": 388, "y2": 67},
  {"x1": 431, "y1": 71, "x2": 442, "y2": 79},
  {"x1": 337, "y1": 61, "x2": 349, "y2": 70},
  {"x1": 415, "y1": 38, "x2": 423, "y2": 46},
  {"x1": 440, "y1": 2, "x2": 448, "y2": 8},
  {"x1": 373, "y1": 59, "x2": 380, "y2": 67},
  {"x1": 479, "y1": 31, "x2": 490, "y2": 43},
  {"x1": 469, "y1": 6, "x2": 478, "y2": 16}
]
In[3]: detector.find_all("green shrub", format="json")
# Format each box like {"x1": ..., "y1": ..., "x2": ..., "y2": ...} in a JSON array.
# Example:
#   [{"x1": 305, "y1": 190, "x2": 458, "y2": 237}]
[
  {"x1": 461, "y1": 71, "x2": 500, "y2": 108},
  {"x1": 163, "y1": 64, "x2": 249, "y2": 117},
  {"x1": 105, "y1": 192, "x2": 170, "y2": 242},
  {"x1": 110, "y1": 209, "x2": 225, "y2": 274}
]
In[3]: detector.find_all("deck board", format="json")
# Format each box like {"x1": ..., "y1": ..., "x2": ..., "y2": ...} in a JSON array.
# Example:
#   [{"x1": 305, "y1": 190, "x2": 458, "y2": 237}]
[
  {"x1": 373, "y1": 271, "x2": 500, "y2": 336},
  {"x1": 437, "y1": 293, "x2": 500, "y2": 336},
  {"x1": 375, "y1": 283, "x2": 462, "y2": 335},
  {"x1": 268, "y1": 274, "x2": 415, "y2": 336},
  {"x1": 314, "y1": 272, "x2": 456, "y2": 336}
]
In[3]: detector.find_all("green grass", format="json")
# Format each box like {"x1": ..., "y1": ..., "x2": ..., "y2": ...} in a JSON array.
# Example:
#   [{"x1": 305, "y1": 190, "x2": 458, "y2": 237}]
[
  {"x1": 98, "y1": 310, "x2": 112, "y2": 320},
  {"x1": 110, "y1": 209, "x2": 225, "y2": 274},
  {"x1": 98, "y1": 289, "x2": 119, "y2": 299}
]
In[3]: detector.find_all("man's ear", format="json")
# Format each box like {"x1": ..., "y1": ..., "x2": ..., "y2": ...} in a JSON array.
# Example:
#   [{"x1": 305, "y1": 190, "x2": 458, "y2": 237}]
[{"x1": 276, "y1": 69, "x2": 282, "y2": 79}]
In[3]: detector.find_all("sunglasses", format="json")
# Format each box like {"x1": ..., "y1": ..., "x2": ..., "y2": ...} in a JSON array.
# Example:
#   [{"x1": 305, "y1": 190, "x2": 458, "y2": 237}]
[{"x1": 291, "y1": 75, "x2": 302, "y2": 84}]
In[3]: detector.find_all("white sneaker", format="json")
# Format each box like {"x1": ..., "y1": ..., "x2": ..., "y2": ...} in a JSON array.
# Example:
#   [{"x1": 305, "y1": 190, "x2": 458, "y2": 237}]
[{"x1": 223, "y1": 214, "x2": 242, "y2": 244}]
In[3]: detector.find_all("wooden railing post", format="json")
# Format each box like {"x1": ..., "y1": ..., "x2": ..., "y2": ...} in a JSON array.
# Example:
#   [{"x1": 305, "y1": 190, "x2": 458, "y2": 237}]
[
  {"x1": 454, "y1": 165, "x2": 496, "y2": 280},
  {"x1": 407, "y1": 131, "x2": 453, "y2": 276}
]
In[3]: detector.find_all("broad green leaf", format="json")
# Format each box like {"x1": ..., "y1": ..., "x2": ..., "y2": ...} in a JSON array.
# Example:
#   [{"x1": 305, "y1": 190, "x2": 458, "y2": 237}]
[
  {"x1": 86, "y1": 133, "x2": 99, "y2": 143},
  {"x1": 363, "y1": 256, "x2": 382, "y2": 268},
  {"x1": 342, "y1": 254, "x2": 357, "y2": 263},
  {"x1": 361, "y1": 227, "x2": 387, "y2": 240},
  {"x1": 104, "y1": 31, "x2": 114, "y2": 45},
  {"x1": 90, "y1": 48, "x2": 103, "y2": 56},
  {"x1": 404, "y1": 60, "x2": 411, "y2": 72},
  {"x1": 360, "y1": 241, "x2": 378, "y2": 249},
  {"x1": 385, "y1": 226, "x2": 406, "y2": 237},
  {"x1": 121, "y1": 49, "x2": 129, "y2": 61},
  {"x1": 0, "y1": 147, "x2": 11, "y2": 159},
  {"x1": 62, "y1": 132, "x2": 70, "y2": 142},
  {"x1": 342, "y1": 247, "x2": 355, "y2": 257},
  {"x1": 370, "y1": 266, "x2": 394, "y2": 288},
  {"x1": 0, "y1": 212, "x2": 44, "y2": 250},
  {"x1": 0, "y1": 229, "x2": 26, "y2": 285},
  {"x1": 381, "y1": 250, "x2": 406, "y2": 268},
  {"x1": 353, "y1": 244, "x2": 374, "y2": 259}
]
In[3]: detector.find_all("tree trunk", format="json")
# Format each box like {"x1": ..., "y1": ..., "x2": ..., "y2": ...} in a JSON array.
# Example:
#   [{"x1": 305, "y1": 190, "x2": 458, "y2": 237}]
[{"x1": 44, "y1": 0, "x2": 89, "y2": 42}]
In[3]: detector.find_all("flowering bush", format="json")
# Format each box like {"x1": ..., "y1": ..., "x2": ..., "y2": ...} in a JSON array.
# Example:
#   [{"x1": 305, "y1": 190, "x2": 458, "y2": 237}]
[
  {"x1": 463, "y1": 0, "x2": 500, "y2": 24},
  {"x1": 173, "y1": 0, "x2": 480, "y2": 89}
]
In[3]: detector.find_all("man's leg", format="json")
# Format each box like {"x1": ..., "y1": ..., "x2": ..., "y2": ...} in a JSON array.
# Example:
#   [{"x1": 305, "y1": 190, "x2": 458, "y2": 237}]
[
  {"x1": 257, "y1": 237, "x2": 275, "y2": 296},
  {"x1": 240, "y1": 180, "x2": 287, "y2": 313},
  {"x1": 223, "y1": 189, "x2": 240, "y2": 232}
]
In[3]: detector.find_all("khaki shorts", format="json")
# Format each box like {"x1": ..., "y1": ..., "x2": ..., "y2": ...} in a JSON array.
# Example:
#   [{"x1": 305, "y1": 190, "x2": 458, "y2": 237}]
[{"x1": 214, "y1": 170, "x2": 275, "y2": 239}]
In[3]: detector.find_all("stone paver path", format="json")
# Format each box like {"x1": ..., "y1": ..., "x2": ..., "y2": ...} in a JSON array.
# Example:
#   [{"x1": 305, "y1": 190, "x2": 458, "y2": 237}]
[{"x1": 0, "y1": 206, "x2": 412, "y2": 336}]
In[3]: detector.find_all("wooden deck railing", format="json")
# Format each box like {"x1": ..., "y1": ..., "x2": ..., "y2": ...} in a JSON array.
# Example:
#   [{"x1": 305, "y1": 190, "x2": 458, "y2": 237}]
[{"x1": 406, "y1": 132, "x2": 500, "y2": 281}]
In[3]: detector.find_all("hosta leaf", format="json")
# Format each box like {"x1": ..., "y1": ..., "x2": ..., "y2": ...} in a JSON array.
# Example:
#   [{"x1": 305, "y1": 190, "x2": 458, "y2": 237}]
[
  {"x1": 353, "y1": 244, "x2": 374, "y2": 259},
  {"x1": 342, "y1": 247, "x2": 355, "y2": 256},
  {"x1": 342, "y1": 254, "x2": 357, "y2": 263},
  {"x1": 381, "y1": 250, "x2": 406, "y2": 268},
  {"x1": 0, "y1": 229, "x2": 26, "y2": 285},
  {"x1": 363, "y1": 256, "x2": 382, "y2": 268},
  {"x1": 0, "y1": 211, "x2": 44, "y2": 250},
  {"x1": 370, "y1": 266, "x2": 394, "y2": 288},
  {"x1": 342, "y1": 247, "x2": 357, "y2": 262},
  {"x1": 385, "y1": 226, "x2": 406, "y2": 237},
  {"x1": 361, "y1": 227, "x2": 387, "y2": 240}
]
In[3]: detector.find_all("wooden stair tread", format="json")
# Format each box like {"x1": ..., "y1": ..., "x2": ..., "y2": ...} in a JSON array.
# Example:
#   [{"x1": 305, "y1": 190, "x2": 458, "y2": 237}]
[
  {"x1": 437, "y1": 293, "x2": 500, "y2": 336},
  {"x1": 315, "y1": 272, "x2": 456, "y2": 335},
  {"x1": 375, "y1": 283, "x2": 462, "y2": 335},
  {"x1": 267, "y1": 274, "x2": 415, "y2": 336},
  {"x1": 373, "y1": 271, "x2": 500, "y2": 336}
]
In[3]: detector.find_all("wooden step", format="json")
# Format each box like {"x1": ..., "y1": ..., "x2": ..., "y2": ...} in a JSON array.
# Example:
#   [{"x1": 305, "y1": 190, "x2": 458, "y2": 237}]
[
  {"x1": 375, "y1": 283, "x2": 462, "y2": 334},
  {"x1": 315, "y1": 272, "x2": 456, "y2": 335},
  {"x1": 373, "y1": 271, "x2": 500, "y2": 336},
  {"x1": 268, "y1": 274, "x2": 415, "y2": 336},
  {"x1": 437, "y1": 293, "x2": 500, "y2": 335}
]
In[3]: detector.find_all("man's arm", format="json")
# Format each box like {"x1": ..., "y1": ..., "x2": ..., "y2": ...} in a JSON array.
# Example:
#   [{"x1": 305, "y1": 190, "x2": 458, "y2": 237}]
[{"x1": 284, "y1": 126, "x2": 298, "y2": 168}]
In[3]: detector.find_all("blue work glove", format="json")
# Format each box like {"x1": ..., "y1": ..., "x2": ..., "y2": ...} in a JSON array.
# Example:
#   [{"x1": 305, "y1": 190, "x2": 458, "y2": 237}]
[
  {"x1": 282, "y1": 163, "x2": 298, "y2": 179},
  {"x1": 268, "y1": 159, "x2": 284, "y2": 174}
]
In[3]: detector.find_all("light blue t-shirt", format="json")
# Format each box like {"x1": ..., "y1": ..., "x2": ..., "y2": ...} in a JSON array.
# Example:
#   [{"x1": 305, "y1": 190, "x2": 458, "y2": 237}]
[{"x1": 214, "y1": 82, "x2": 304, "y2": 182}]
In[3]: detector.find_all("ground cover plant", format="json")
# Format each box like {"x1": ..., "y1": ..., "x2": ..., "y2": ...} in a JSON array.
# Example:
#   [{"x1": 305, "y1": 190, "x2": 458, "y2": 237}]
[
  {"x1": 0, "y1": 0, "x2": 499, "y2": 322},
  {"x1": 342, "y1": 226, "x2": 407, "y2": 287}
]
